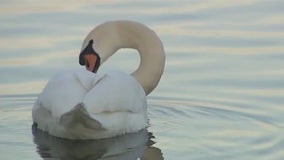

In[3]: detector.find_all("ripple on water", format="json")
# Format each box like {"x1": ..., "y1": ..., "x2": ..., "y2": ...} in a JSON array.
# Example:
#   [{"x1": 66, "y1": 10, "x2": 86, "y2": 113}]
[{"x1": 147, "y1": 97, "x2": 284, "y2": 160}]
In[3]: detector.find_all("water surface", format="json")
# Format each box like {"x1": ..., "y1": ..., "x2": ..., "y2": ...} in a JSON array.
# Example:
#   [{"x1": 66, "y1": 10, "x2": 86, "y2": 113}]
[{"x1": 1, "y1": 0, "x2": 284, "y2": 159}]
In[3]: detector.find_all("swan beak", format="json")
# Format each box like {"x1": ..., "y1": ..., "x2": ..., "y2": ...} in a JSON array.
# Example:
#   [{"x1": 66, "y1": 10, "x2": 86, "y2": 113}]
[
  {"x1": 82, "y1": 54, "x2": 98, "y2": 73},
  {"x1": 79, "y1": 39, "x2": 101, "y2": 73}
]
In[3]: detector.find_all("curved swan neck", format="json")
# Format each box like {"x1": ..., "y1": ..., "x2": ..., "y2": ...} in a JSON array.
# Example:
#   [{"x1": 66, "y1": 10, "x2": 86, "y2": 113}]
[
  {"x1": 81, "y1": 21, "x2": 165, "y2": 95},
  {"x1": 130, "y1": 37, "x2": 165, "y2": 95}
]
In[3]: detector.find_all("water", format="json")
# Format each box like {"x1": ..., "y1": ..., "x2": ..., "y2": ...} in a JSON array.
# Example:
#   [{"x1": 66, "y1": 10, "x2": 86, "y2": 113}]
[{"x1": 1, "y1": 0, "x2": 284, "y2": 159}]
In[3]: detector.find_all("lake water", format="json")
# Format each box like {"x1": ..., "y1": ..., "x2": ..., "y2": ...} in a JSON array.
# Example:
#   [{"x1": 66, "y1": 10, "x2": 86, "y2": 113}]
[{"x1": 1, "y1": 0, "x2": 284, "y2": 159}]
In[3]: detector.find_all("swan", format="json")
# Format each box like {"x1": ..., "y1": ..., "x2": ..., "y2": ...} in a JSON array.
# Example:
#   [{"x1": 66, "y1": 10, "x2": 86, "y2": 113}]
[{"x1": 32, "y1": 20, "x2": 165, "y2": 139}]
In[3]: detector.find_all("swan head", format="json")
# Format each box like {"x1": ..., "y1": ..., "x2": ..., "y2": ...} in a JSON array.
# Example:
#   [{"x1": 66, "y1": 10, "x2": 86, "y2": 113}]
[{"x1": 79, "y1": 39, "x2": 101, "y2": 73}]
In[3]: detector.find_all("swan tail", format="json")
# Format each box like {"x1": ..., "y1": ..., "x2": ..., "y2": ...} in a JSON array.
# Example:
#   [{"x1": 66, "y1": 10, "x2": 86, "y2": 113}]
[{"x1": 59, "y1": 103, "x2": 104, "y2": 130}]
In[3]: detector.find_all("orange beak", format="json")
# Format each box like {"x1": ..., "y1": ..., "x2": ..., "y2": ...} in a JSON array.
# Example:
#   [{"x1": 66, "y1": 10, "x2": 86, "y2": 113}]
[{"x1": 84, "y1": 54, "x2": 97, "y2": 72}]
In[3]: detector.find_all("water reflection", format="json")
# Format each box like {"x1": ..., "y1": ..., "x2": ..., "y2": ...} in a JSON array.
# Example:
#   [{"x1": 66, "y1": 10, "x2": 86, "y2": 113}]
[{"x1": 32, "y1": 124, "x2": 163, "y2": 160}]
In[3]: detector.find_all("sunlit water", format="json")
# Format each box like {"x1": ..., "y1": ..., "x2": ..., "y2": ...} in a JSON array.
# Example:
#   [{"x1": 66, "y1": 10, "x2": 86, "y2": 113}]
[{"x1": 1, "y1": 0, "x2": 284, "y2": 159}]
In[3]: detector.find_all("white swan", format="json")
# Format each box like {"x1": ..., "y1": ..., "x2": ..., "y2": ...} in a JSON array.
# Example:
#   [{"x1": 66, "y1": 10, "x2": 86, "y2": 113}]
[{"x1": 32, "y1": 20, "x2": 165, "y2": 139}]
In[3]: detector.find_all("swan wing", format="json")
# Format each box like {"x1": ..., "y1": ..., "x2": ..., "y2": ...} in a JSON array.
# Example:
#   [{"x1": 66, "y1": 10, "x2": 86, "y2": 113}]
[
  {"x1": 83, "y1": 71, "x2": 147, "y2": 114},
  {"x1": 38, "y1": 69, "x2": 99, "y2": 118}
]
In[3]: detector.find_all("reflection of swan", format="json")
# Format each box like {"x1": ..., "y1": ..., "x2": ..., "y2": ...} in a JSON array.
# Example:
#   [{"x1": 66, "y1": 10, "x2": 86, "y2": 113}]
[
  {"x1": 32, "y1": 124, "x2": 164, "y2": 160},
  {"x1": 32, "y1": 20, "x2": 165, "y2": 139}
]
